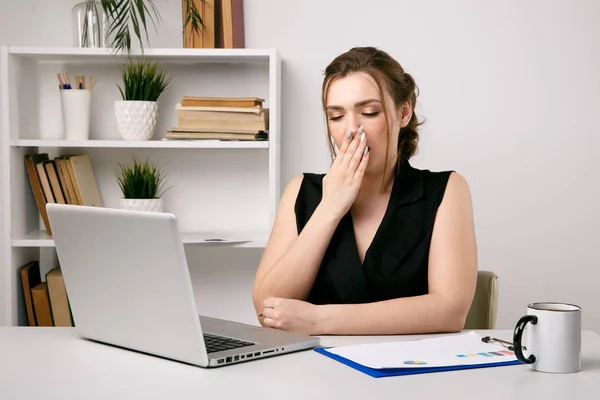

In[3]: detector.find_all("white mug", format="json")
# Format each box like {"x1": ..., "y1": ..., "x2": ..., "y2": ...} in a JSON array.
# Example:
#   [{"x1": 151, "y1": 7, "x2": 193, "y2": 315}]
[{"x1": 513, "y1": 302, "x2": 581, "y2": 373}]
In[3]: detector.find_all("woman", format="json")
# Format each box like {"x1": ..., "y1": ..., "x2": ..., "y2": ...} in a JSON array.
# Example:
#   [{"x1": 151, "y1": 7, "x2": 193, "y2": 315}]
[{"x1": 252, "y1": 46, "x2": 478, "y2": 335}]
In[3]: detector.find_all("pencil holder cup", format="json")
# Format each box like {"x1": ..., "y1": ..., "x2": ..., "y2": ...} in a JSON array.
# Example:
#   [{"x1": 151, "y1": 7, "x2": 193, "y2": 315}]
[{"x1": 60, "y1": 89, "x2": 92, "y2": 140}]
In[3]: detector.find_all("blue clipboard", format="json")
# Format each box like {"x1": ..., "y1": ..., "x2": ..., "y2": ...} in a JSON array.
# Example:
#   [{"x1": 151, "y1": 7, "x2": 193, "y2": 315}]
[{"x1": 314, "y1": 347, "x2": 522, "y2": 378}]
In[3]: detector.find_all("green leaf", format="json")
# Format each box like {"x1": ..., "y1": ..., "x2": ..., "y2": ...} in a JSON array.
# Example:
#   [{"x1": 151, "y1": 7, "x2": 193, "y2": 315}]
[
  {"x1": 115, "y1": 157, "x2": 171, "y2": 199},
  {"x1": 99, "y1": 0, "x2": 205, "y2": 55},
  {"x1": 184, "y1": 0, "x2": 207, "y2": 39},
  {"x1": 117, "y1": 58, "x2": 171, "y2": 101}
]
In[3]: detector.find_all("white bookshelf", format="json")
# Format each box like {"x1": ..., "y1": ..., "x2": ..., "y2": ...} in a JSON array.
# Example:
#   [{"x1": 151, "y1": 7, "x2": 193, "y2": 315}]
[
  {"x1": 11, "y1": 139, "x2": 269, "y2": 149},
  {"x1": 11, "y1": 229, "x2": 269, "y2": 248},
  {"x1": 0, "y1": 46, "x2": 281, "y2": 327}
]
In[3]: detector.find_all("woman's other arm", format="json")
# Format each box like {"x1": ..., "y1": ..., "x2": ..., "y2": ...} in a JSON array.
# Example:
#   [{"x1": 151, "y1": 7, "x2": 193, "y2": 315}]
[
  {"x1": 252, "y1": 128, "x2": 369, "y2": 322},
  {"x1": 251, "y1": 174, "x2": 341, "y2": 318}
]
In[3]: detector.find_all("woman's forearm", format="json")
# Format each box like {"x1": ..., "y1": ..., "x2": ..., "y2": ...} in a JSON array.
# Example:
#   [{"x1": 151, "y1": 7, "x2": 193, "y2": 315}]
[
  {"x1": 253, "y1": 203, "x2": 342, "y2": 307},
  {"x1": 318, "y1": 294, "x2": 469, "y2": 335}
]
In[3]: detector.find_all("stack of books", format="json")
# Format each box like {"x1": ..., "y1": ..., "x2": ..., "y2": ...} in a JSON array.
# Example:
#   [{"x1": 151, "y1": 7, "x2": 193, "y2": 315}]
[
  {"x1": 167, "y1": 96, "x2": 269, "y2": 141},
  {"x1": 20, "y1": 261, "x2": 74, "y2": 327},
  {"x1": 25, "y1": 153, "x2": 103, "y2": 235}
]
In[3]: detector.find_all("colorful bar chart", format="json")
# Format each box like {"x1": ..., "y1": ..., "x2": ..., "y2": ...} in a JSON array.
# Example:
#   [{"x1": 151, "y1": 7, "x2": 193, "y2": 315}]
[{"x1": 456, "y1": 350, "x2": 514, "y2": 358}]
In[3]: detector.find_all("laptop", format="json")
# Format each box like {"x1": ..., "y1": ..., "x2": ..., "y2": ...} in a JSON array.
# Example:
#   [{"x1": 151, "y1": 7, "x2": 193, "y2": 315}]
[{"x1": 45, "y1": 203, "x2": 319, "y2": 367}]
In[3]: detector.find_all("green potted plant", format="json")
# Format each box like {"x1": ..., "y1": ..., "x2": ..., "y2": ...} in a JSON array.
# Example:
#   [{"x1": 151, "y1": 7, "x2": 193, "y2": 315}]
[
  {"x1": 115, "y1": 157, "x2": 170, "y2": 212},
  {"x1": 114, "y1": 58, "x2": 171, "y2": 141}
]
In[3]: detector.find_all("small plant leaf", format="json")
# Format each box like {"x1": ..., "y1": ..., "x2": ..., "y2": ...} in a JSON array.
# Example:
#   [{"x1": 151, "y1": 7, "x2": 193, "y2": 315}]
[
  {"x1": 184, "y1": 0, "x2": 206, "y2": 39},
  {"x1": 99, "y1": 0, "x2": 205, "y2": 55},
  {"x1": 115, "y1": 157, "x2": 171, "y2": 199},
  {"x1": 116, "y1": 58, "x2": 171, "y2": 101}
]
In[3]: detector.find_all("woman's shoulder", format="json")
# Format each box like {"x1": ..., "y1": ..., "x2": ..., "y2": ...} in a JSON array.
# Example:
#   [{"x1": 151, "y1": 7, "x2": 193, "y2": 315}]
[
  {"x1": 279, "y1": 173, "x2": 327, "y2": 225},
  {"x1": 419, "y1": 167, "x2": 468, "y2": 190},
  {"x1": 402, "y1": 162, "x2": 470, "y2": 204},
  {"x1": 299, "y1": 172, "x2": 326, "y2": 185},
  {"x1": 407, "y1": 162, "x2": 463, "y2": 185},
  {"x1": 411, "y1": 165, "x2": 470, "y2": 206},
  {"x1": 283, "y1": 172, "x2": 325, "y2": 193},
  {"x1": 279, "y1": 172, "x2": 326, "y2": 203}
]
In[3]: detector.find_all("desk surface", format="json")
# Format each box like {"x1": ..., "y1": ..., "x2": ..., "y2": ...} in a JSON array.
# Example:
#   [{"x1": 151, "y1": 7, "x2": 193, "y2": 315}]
[{"x1": 0, "y1": 328, "x2": 598, "y2": 400}]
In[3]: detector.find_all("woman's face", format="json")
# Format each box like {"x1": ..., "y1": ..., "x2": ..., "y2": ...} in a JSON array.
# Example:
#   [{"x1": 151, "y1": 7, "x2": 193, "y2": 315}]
[{"x1": 325, "y1": 72, "x2": 409, "y2": 177}]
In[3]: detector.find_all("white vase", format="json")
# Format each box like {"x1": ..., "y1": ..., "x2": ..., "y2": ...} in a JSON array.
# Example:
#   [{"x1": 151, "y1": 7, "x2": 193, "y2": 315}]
[
  {"x1": 114, "y1": 100, "x2": 158, "y2": 141},
  {"x1": 120, "y1": 198, "x2": 163, "y2": 213}
]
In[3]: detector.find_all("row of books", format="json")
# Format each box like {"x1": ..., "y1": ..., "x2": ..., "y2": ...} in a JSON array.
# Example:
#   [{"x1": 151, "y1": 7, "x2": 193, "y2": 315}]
[
  {"x1": 166, "y1": 96, "x2": 269, "y2": 141},
  {"x1": 183, "y1": 0, "x2": 245, "y2": 49},
  {"x1": 25, "y1": 153, "x2": 102, "y2": 235},
  {"x1": 20, "y1": 261, "x2": 73, "y2": 327}
]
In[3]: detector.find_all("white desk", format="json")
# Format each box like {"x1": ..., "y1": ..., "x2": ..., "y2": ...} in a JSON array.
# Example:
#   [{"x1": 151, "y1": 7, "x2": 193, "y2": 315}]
[{"x1": 0, "y1": 328, "x2": 598, "y2": 400}]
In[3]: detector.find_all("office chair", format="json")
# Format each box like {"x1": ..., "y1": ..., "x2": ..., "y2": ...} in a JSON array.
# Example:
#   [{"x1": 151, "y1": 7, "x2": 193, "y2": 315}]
[{"x1": 464, "y1": 270, "x2": 498, "y2": 329}]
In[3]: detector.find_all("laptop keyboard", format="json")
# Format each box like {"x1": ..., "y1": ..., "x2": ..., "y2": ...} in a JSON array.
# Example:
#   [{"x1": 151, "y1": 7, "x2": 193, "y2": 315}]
[{"x1": 203, "y1": 333, "x2": 254, "y2": 354}]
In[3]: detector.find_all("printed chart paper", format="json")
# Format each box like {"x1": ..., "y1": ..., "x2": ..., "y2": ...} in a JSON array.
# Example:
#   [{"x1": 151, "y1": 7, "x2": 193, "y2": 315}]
[{"x1": 324, "y1": 331, "x2": 518, "y2": 369}]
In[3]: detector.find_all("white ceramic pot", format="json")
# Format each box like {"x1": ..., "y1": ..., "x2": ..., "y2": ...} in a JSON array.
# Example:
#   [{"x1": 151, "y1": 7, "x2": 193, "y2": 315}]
[
  {"x1": 114, "y1": 100, "x2": 158, "y2": 141},
  {"x1": 120, "y1": 198, "x2": 163, "y2": 213}
]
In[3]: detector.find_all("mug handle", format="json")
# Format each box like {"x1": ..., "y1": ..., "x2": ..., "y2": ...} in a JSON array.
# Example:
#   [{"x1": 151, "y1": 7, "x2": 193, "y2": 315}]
[{"x1": 513, "y1": 315, "x2": 538, "y2": 364}]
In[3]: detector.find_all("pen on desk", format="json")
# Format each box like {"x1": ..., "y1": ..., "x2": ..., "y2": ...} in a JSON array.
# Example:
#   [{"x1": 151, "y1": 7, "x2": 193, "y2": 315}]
[{"x1": 481, "y1": 336, "x2": 526, "y2": 351}]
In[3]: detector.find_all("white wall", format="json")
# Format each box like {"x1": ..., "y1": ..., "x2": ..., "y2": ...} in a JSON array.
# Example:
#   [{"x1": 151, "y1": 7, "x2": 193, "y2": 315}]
[{"x1": 1, "y1": 0, "x2": 599, "y2": 332}]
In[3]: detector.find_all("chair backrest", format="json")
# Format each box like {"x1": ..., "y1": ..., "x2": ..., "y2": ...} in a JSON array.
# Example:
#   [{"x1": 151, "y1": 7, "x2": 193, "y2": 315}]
[{"x1": 464, "y1": 270, "x2": 498, "y2": 329}]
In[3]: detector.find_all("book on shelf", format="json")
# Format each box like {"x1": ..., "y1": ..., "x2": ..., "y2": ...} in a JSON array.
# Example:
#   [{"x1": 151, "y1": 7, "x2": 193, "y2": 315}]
[
  {"x1": 176, "y1": 106, "x2": 268, "y2": 130},
  {"x1": 46, "y1": 268, "x2": 74, "y2": 327},
  {"x1": 20, "y1": 261, "x2": 41, "y2": 326},
  {"x1": 182, "y1": 0, "x2": 244, "y2": 49},
  {"x1": 175, "y1": 103, "x2": 266, "y2": 116},
  {"x1": 59, "y1": 155, "x2": 84, "y2": 205},
  {"x1": 24, "y1": 154, "x2": 53, "y2": 234},
  {"x1": 169, "y1": 96, "x2": 269, "y2": 141},
  {"x1": 166, "y1": 130, "x2": 268, "y2": 141},
  {"x1": 221, "y1": 0, "x2": 245, "y2": 48},
  {"x1": 35, "y1": 158, "x2": 56, "y2": 204},
  {"x1": 25, "y1": 153, "x2": 103, "y2": 235},
  {"x1": 19, "y1": 261, "x2": 74, "y2": 327},
  {"x1": 55, "y1": 157, "x2": 76, "y2": 205},
  {"x1": 177, "y1": 117, "x2": 268, "y2": 132},
  {"x1": 44, "y1": 161, "x2": 66, "y2": 204},
  {"x1": 183, "y1": 0, "x2": 216, "y2": 49},
  {"x1": 68, "y1": 155, "x2": 103, "y2": 207},
  {"x1": 180, "y1": 96, "x2": 263, "y2": 108},
  {"x1": 31, "y1": 282, "x2": 53, "y2": 327}
]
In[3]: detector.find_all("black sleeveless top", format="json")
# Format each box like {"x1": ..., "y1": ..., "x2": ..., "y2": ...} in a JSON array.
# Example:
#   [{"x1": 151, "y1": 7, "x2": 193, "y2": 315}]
[{"x1": 294, "y1": 160, "x2": 452, "y2": 305}]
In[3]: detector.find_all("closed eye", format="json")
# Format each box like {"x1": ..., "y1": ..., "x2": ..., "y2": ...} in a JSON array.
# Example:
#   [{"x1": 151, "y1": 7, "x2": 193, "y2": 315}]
[
  {"x1": 328, "y1": 111, "x2": 379, "y2": 121},
  {"x1": 363, "y1": 111, "x2": 380, "y2": 117}
]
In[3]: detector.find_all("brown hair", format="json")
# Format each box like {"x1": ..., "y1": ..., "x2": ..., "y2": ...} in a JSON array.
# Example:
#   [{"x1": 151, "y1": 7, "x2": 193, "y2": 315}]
[{"x1": 321, "y1": 46, "x2": 422, "y2": 176}]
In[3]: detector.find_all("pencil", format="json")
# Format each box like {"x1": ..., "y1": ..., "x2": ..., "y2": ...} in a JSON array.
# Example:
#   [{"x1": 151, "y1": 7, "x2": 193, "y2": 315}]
[{"x1": 57, "y1": 73, "x2": 65, "y2": 89}]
